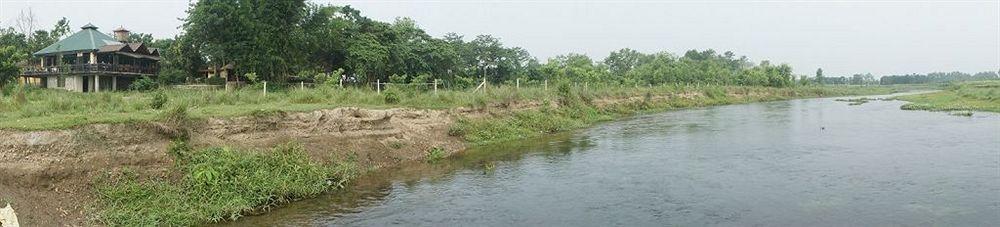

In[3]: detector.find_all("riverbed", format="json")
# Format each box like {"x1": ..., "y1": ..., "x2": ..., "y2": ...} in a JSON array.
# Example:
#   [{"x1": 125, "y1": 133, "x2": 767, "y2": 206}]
[{"x1": 226, "y1": 94, "x2": 1000, "y2": 226}]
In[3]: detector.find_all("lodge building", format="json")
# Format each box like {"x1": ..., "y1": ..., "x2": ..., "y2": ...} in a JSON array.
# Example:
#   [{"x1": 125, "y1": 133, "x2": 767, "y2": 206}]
[{"x1": 18, "y1": 23, "x2": 160, "y2": 92}]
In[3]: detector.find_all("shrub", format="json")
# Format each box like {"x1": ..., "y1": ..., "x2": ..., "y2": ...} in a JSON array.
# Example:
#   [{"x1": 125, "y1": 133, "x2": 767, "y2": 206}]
[
  {"x1": 130, "y1": 76, "x2": 159, "y2": 91},
  {"x1": 150, "y1": 91, "x2": 168, "y2": 109},
  {"x1": 383, "y1": 89, "x2": 400, "y2": 104},
  {"x1": 205, "y1": 76, "x2": 225, "y2": 85}
]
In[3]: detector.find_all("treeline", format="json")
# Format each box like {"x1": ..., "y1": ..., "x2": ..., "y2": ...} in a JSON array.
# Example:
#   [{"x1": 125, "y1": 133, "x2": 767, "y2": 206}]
[
  {"x1": 878, "y1": 71, "x2": 999, "y2": 85},
  {"x1": 176, "y1": 1, "x2": 798, "y2": 87},
  {"x1": 2, "y1": 2, "x2": 800, "y2": 88}
]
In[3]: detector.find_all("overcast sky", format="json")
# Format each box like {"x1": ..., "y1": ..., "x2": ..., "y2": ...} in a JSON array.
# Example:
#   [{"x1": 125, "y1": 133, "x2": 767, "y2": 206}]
[{"x1": 1, "y1": 0, "x2": 997, "y2": 77}]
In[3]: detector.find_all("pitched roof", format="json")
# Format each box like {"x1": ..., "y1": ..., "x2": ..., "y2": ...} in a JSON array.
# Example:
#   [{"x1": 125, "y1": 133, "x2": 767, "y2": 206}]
[
  {"x1": 34, "y1": 23, "x2": 122, "y2": 56},
  {"x1": 98, "y1": 44, "x2": 130, "y2": 53}
]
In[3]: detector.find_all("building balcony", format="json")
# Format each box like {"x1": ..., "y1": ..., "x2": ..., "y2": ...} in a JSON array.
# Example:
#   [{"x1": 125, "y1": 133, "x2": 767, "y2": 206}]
[{"x1": 21, "y1": 63, "x2": 158, "y2": 77}]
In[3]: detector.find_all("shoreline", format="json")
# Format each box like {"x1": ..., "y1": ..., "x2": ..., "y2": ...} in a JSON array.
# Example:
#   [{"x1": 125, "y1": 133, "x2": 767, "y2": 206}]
[{"x1": 0, "y1": 85, "x2": 894, "y2": 226}]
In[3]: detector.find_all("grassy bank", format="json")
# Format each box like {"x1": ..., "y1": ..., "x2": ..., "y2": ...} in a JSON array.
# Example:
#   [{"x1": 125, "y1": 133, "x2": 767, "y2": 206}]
[
  {"x1": 95, "y1": 142, "x2": 359, "y2": 226},
  {"x1": 0, "y1": 84, "x2": 891, "y2": 130},
  {"x1": 896, "y1": 81, "x2": 1000, "y2": 113},
  {"x1": 449, "y1": 84, "x2": 894, "y2": 145},
  {"x1": 84, "y1": 84, "x2": 891, "y2": 225}
]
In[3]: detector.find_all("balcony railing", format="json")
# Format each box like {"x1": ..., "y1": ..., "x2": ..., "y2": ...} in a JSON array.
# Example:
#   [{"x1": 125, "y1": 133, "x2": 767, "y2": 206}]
[{"x1": 21, "y1": 63, "x2": 158, "y2": 76}]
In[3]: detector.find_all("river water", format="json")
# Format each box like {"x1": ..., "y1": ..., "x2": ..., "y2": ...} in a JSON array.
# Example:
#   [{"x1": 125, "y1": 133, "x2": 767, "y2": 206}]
[{"x1": 229, "y1": 94, "x2": 1000, "y2": 226}]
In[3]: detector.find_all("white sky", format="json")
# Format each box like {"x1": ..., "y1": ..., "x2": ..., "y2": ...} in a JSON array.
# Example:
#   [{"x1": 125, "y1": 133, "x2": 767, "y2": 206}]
[{"x1": 1, "y1": 0, "x2": 997, "y2": 77}]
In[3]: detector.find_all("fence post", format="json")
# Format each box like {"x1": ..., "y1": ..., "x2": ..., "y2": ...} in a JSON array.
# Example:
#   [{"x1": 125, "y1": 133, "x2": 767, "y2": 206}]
[
  {"x1": 516, "y1": 78, "x2": 520, "y2": 89},
  {"x1": 377, "y1": 79, "x2": 381, "y2": 94},
  {"x1": 340, "y1": 77, "x2": 343, "y2": 88},
  {"x1": 300, "y1": 81, "x2": 304, "y2": 90},
  {"x1": 434, "y1": 79, "x2": 438, "y2": 94},
  {"x1": 544, "y1": 80, "x2": 548, "y2": 91},
  {"x1": 263, "y1": 81, "x2": 267, "y2": 96}
]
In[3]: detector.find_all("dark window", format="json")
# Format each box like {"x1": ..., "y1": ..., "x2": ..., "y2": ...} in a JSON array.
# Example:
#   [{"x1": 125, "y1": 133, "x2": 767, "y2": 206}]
[{"x1": 57, "y1": 77, "x2": 65, "y2": 87}]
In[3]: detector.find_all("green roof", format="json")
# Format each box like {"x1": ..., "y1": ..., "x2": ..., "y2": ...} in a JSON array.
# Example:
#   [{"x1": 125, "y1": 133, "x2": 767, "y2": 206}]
[{"x1": 34, "y1": 23, "x2": 122, "y2": 56}]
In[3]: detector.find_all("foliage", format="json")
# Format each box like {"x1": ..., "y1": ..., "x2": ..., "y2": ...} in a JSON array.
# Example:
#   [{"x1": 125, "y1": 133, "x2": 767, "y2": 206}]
[
  {"x1": 880, "y1": 71, "x2": 999, "y2": 85},
  {"x1": 383, "y1": 89, "x2": 400, "y2": 104},
  {"x1": 129, "y1": 76, "x2": 159, "y2": 91},
  {"x1": 0, "y1": 84, "x2": 892, "y2": 130},
  {"x1": 95, "y1": 144, "x2": 352, "y2": 226},
  {"x1": 149, "y1": 91, "x2": 168, "y2": 110},
  {"x1": 0, "y1": 45, "x2": 27, "y2": 88},
  {"x1": 205, "y1": 76, "x2": 225, "y2": 85},
  {"x1": 426, "y1": 147, "x2": 446, "y2": 163}
]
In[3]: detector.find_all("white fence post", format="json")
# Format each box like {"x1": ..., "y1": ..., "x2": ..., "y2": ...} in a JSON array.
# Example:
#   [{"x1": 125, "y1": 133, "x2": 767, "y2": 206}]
[
  {"x1": 544, "y1": 80, "x2": 548, "y2": 91},
  {"x1": 263, "y1": 81, "x2": 267, "y2": 96},
  {"x1": 434, "y1": 79, "x2": 438, "y2": 94},
  {"x1": 516, "y1": 78, "x2": 520, "y2": 89},
  {"x1": 376, "y1": 79, "x2": 381, "y2": 94}
]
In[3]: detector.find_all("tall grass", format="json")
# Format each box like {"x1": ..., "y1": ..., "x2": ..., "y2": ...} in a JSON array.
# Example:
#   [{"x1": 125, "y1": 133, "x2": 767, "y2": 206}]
[
  {"x1": 0, "y1": 84, "x2": 892, "y2": 130},
  {"x1": 95, "y1": 142, "x2": 357, "y2": 226}
]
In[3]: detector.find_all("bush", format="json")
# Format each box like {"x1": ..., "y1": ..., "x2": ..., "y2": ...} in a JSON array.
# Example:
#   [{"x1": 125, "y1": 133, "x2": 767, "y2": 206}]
[
  {"x1": 130, "y1": 76, "x2": 159, "y2": 91},
  {"x1": 383, "y1": 89, "x2": 400, "y2": 104},
  {"x1": 150, "y1": 91, "x2": 168, "y2": 110},
  {"x1": 205, "y1": 76, "x2": 225, "y2": 85}
]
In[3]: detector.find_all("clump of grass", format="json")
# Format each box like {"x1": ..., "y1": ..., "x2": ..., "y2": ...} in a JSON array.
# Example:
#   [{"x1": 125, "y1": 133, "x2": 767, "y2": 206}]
[
  {"x1": 150, "y1": 91, "x2": 168, "y2": 110},
  {"x1": 96, "y1": 143, "x2": 352, "y2": 226},
  {"x1": 426, "y1": 147, "x2": 446, "y2": 163}
]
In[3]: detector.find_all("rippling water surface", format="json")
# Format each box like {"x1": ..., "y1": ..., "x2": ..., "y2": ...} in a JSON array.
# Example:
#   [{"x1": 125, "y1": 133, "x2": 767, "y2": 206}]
[{"x1": 227, "y1": 95, "x2": 1000, "y2": 226}]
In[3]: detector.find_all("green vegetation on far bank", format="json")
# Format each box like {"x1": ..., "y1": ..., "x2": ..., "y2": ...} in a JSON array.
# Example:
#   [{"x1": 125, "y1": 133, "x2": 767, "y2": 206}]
[
  {"x1": 896, "y1": 81, "x2": 1000, "y2": 113},
  {"x1": 96, "y1": 142, "x2": 359, "y2": 226}
]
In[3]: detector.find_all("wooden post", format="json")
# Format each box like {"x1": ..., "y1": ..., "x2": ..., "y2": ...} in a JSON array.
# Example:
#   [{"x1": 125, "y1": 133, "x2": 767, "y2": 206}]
[
  {"x1": 263, "y1": 81, "x2": 267, "y2": 96},
  {"x1": 300, "y1": 81, "x2": 304, "y2": 90},
  {"x1": 339, "y1": 77, "x2": 343, "y2": 88},
  {"x1": 433, "y1": 79, "x2": 438, "y2": 94},
  {"x1": 516, "y1": 78, "x2": 520, "y2": 89},
  {"x1": 376, "y1": 79, "x2": 381, "y2": 94}
]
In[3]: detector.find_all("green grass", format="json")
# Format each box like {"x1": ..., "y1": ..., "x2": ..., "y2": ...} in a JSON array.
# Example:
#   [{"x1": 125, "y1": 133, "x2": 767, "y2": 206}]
[
  {"x1": 0, "y1": 84, "x2": 893, "y2": 130},
  {"x1": 95, "y1": 142, "x2": 358, "y2": 226},
  {"x1": 897, "y1": 81, "x2": 1000, "y2": 113},
  {"x1": 449, "y1": 85, "x2": 895, "y2": 145}
]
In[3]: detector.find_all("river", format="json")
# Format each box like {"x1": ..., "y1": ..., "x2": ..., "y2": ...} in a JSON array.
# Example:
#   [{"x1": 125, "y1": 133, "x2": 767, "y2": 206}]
[{"x1": 227, "y1": 94, "x2": 1000, "y2": 226}]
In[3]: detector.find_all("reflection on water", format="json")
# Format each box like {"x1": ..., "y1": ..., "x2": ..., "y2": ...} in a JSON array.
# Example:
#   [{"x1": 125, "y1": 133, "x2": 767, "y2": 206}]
[{"x1": 226, "y1": 96, "x2": 1000, "y2": 226}]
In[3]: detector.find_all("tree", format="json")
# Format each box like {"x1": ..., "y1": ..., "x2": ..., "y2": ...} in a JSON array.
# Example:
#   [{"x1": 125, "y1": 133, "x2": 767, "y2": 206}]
[
  {"x1": 0, "y1": 46, "x2": 27, "y2": 87},
  {"x1": 815, "y1": 68, "x2": 824, "y2": 85},
  {"x1": 183, "y1": 0, "x2": 308, "y2": 83},
  {"x1": 604, "y1": 48, "x2": 644, "y2": 80}
]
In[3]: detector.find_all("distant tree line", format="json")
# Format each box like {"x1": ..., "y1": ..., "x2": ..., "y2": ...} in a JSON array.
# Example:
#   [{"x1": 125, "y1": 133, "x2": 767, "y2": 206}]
[
  {"x1": 878, "y1": 71, "x2": 999, "y2": 85},
  {"x1": 171, "y1": 1, "x2": 799, "y2": 87},
  {"x1": 0, "y1": 3, "x2": 805, "y2": 89}
]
